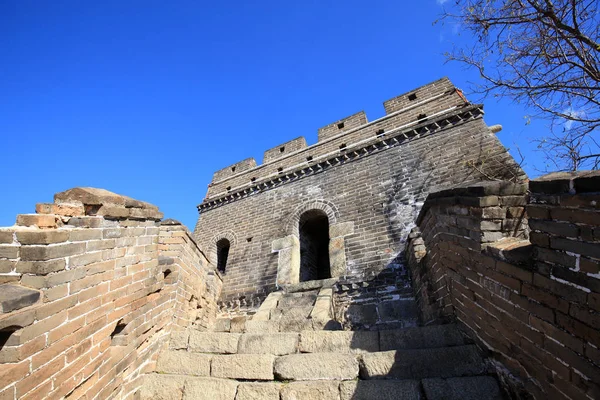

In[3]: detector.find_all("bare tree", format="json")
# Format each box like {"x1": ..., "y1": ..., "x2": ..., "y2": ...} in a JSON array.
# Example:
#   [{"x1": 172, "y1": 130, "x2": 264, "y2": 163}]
[{"x1": 438, "y1": 0, "x2": 600, "y2": 171}]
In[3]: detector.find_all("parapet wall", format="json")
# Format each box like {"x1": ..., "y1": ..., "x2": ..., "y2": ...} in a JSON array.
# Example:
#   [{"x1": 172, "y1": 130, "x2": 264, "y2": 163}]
[
  {"x1": 0, "y1": 188, "x2": 221, "y2": 400},
  {"x1": 407, "y1": 173, "x2": 600, "y2": 399},
  {"x1": 203, "y1": 77, "x2": 465, "y2": 201}
]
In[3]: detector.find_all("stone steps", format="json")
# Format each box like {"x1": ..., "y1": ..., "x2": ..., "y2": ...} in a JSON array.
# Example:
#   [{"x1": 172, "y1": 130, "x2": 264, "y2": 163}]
[
  {"x1": 142, "y1": 323, "x2": 504, "y2": 399},
  {"x1": 173, "y1": 324, "x2": 470, "y2": 355},
  {"x1": 141, "y1": 374, "x2": 503, "y2": 400},
  {"x1": 155, "y1": 345, "x2": 487, "y2": 381}
]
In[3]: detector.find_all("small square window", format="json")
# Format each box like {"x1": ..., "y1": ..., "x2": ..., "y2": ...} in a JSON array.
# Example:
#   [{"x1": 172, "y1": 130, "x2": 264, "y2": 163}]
[
  {"x1": 337, "y1": 122, "x2": 345, "y2": 129},
  {"x1": 408, "y1": 93, "x2": 417, "y2": 101},
  {"x1": 280, "y1": 146, "x2": 285, "y2": 153}
]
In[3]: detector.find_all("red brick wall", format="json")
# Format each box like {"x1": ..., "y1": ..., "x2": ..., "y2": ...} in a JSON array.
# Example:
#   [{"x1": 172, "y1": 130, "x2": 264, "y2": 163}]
[
  {"x1": 407, "y1": 173, "x2": 600, "y2": 399},
  {"x1": 0, "y1": 188, "x2": 221, "y2": 400}
]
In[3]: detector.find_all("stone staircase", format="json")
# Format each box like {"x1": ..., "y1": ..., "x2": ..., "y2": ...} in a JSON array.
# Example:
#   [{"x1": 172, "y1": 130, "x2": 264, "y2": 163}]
[{"x1": 141, "y1": 322, "x2": 504, "y2": 400}]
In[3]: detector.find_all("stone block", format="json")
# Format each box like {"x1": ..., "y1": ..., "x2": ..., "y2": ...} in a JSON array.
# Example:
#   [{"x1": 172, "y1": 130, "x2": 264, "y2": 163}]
[
  {"x1": 359, "y1": 346, "x2": 484, "y2": 380},
  {"x1": 280, "y1": 381, "x2": 340, "y2": 400},
  {"x1": 0, "y1": 245, "x2": 19, "y2": 259},
  {"x1": 345, "y1": 304, "x2": 378, "y2": 327},
  {"x1": 253, "y1": 292, "x2": 283, "y2": 321},
  {"x1": 274, "y1": 353, "x2": 359, "y2": 380},
  {"x1": 20, "y1": 242, "x2": 86, "y2": 262},
  {"x1": 272, "y1": 235, "x2": 298, "y2": 251},
  {"x1": 238, "y1": 333, "x2": 299, "y2": 355},
  {"x1": 16, "y1": 214, "x2": 60, "y2": 229},
  {"x1": 276, "y1": 307, "x2": 314, "y2": 332},
  {"x1": 212, "y1": 318, "x2": 231, "y2": 332},
  {"x1": 66, "y1": 216, "x2": 105, "y2": 228},
  {"x1": 236, "y1": 383, "x2": 282, "y2": 400},
  {"x1": 183, "y1": 377, "x2": 238, "y2": 400},
  {"x1": 379, "y1": 325, "x2": 465, "y2": 351},
  {"x1": 15, "y1": 259, "x2": 66, "y2": 275},
  {"x1": 421, "y1": 376, "x2": 503, "y2": 400},
  {"x1": 329, "y1": 222, "x2": 354, "y2": 238},
  {"x1": 139, "y1": 374, "x2": 186, "y2": 400},
  {"x1": 339, "y1": 380, "x2": 421, "y2": 400},
  {"x1": 0, "y1": 231, "x2": 13, "y2": 244},
  {"x1": 329, "y1": 237, "x2": 347, "y2": 278},
  {"x1": 0, "y1": 260, "x2": 15, "y2": 273},
  {"x1": 157, "y1": 350, "x2": 211, "y2": 376},
  {"x1": 15, "y1": 230, "x2": 70, "y2": 245},
  {"x1": 229, "y1": 316, "x2": 247, "y2": 333},
  {"x1": 169, "y1": 330, "x2": 190, "y2": 350},
  {"x1": 0, "y1": 285, "x2": 41, "y2": 313},
  {"x1": 276, "y1": 247, "x2": 300, "y2": 286},
  {"x1": 378, "y1": 299, "x2": 418, "y2": 322},
  {"x1": 299, "y1": 331, "x2": 379, "y2": 353},
  {"x1": 211, "y1": 354, "x2": 275, "y2": 380},
  {"x1": 244, "y1": 320, "x2": 279, "y2": 333},
  {"x1": 189, "y1": 332, "x2": 240, "y2": 354},
  {"x1": 278, "y1": 292, "x2": 317, "y2": 308}
]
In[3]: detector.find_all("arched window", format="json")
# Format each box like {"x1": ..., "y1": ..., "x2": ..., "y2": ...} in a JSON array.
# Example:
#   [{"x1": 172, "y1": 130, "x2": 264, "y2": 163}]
[
  {"x1": 299, "y1": 210, "x2": 331, "y2": 282},
  {"x1": 216, "y1": 238, "x2": 231, "y2": 273}
]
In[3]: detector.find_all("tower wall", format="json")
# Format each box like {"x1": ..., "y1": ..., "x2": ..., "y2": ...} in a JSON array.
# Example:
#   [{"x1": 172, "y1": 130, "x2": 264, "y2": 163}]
[{"x1": 194, "y1": 78, "x2": 525, "y2": 305}]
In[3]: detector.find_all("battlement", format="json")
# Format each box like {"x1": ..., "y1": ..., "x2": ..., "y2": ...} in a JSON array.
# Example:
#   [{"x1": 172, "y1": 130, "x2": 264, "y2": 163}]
[
  {"x1": 263, "y1": 136, "x2": 307, "y2": 164},
  {"x1": 202, "y1": 77, "x2": 467, "y2": 206},
  {"x1": 317, "y1": 111, "x2": 368, "y2": 142}
]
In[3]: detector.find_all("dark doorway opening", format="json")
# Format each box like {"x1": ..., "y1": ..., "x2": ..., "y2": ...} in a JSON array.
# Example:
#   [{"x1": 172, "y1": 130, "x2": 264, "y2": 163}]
[
  {"x1": 299, "y1": 210, "x2": 331, "y2": 282},
  {"x1": 216, "y1": 238, "x2": 230, "y2": 273}
]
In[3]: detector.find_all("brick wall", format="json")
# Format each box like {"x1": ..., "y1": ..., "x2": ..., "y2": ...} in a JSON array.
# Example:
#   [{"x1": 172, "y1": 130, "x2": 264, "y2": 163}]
[
  {"x1": 195, "y1": 93, "x2": 524, "y2": 305},
  {"x1": 0, "y1": 188, "x2": 221, "y2": 400},
  {"x1": 407, "y1": 173, "x2": 600, "y2": 399},
  {"x1": 158, "y1": 220, "x2": 222, "y2": 331}
]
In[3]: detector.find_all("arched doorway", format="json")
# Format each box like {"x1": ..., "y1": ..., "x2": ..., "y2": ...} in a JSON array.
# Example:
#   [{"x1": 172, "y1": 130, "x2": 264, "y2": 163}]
[
  {"x1": 299, "y1": 210, "x2": 331, "y2": 282},
  {"x1": 216, "y1": 238, "x2": 230, "y2": 273}
]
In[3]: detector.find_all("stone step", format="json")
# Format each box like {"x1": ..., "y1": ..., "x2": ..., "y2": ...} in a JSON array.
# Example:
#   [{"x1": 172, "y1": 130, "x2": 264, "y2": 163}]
[
  {"x1": 172, "y1": 324, "x2": 468, "y2": 355},
  {"x1": 141, "y1": 374, "x2": 503, "y2": 400},
  {"x1": 157, "y1": 345, "x2": 485, "y2": 382},
  {"x1": 360, "y1": 345, "x2": 486, "y2": 380}
]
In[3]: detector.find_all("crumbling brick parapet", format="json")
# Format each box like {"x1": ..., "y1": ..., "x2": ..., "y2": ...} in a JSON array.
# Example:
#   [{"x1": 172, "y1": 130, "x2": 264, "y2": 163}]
[
  {"x1": 0, "y1": 187, "x2": 219, "y2": 400},
  {"x1": 408, "y1": 172, "x2": 600, "y2": 399}
]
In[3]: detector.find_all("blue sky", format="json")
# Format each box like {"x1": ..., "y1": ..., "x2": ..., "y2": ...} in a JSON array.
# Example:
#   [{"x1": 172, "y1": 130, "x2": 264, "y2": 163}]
[{"x1": 1, "y1": 1, "x2": 547, "y2": 229}]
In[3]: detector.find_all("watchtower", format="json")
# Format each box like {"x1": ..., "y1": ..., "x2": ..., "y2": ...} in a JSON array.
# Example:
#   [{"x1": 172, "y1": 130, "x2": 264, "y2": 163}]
[{"x1": 193, "y1": 78, "x2": 524, "y2": 310}]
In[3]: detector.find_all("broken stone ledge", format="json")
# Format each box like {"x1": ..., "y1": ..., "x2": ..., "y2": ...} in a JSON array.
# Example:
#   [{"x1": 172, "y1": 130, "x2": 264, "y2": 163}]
[{"x1": 16, "y1": 187, "x2": 163, "y2": 228}]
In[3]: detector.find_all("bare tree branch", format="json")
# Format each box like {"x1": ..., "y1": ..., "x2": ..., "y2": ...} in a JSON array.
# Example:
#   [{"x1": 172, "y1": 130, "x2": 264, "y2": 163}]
[{"x1": 438, "y1": 0, "x2": 600, "y2": 171}]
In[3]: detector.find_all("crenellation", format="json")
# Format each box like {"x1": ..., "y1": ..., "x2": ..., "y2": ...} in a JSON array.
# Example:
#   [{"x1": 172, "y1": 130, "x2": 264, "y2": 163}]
[
  {"x1": 212, "y1": 158, "x2": 258, "y2": 183},
  {"x1": 317, "y1": 111, "x2": 368, "y2": 142},
  {"x1": 382, "y1": 76, "x2": 456, "y2": 114},
  {"x1": 204, "y1": 78, "x2": 468, "y2": 200},
  {"x1": 263, "y1": 136, "x2": 307, "y2": 164}
]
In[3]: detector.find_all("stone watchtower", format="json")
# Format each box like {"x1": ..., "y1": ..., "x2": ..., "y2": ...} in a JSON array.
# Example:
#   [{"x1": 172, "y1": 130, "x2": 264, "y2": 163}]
[{"x1": 193, "y1": 77, "x2": 524, "y2": 321}]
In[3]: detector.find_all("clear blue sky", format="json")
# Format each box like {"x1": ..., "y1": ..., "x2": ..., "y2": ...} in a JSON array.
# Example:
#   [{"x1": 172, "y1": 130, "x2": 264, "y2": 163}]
[{"x1": 1, "y1": 1, "x2": 547, "y2": 230}]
